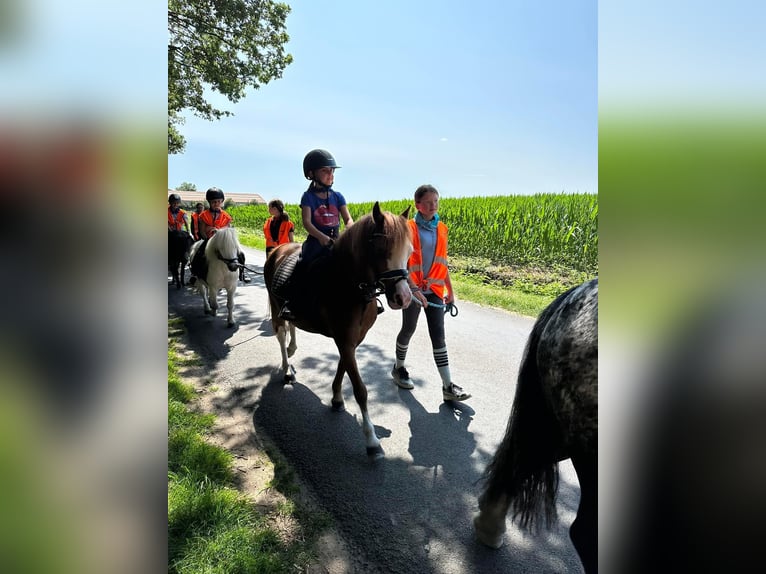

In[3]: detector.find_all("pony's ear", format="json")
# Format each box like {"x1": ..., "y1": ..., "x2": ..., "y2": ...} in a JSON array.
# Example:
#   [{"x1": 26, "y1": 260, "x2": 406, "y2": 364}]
[
  {"x1": 400, "y1": 205, "x2": 411, "y2": 219},
  {"x1": 372, "y1": 201, "x2": 383, "y2": 224}
]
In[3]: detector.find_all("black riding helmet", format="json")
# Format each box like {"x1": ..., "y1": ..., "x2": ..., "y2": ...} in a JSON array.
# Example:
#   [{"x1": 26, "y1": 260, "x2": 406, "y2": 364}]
[
  {"x1": 303, "y1": 149, "x2": 340, "y2": 180},
  {"x1": 205, "y1": 187, "x2": 225, "y2": 202},
  {"x1": 168, "y1": 193, "x2": 181, "y2": 203}
]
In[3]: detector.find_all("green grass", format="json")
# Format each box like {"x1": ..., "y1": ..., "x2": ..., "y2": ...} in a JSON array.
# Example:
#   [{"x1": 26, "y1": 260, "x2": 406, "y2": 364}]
[
  {"x1": 168, "y1": 318, "x2": 327, "y2": 574},
  {"x1": 451, "y1": 271, "x2": 552, "y2": 318},
  {"x1": 169, "y1": 474, "x2": 289, "y2": 573}
]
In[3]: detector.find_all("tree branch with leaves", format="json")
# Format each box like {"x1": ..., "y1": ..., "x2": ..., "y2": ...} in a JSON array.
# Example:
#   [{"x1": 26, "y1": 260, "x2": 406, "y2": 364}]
[{"x1": 168, "y1": 0, "x2": 293, "y2": 154}]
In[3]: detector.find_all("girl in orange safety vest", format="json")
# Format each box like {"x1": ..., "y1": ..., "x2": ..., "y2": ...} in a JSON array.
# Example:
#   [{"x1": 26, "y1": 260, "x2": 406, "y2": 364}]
[
  {"x1": 390, "y1": 184, "x2": 471, "y2": 402},
  {"x1": 263, "y1": 198, "x2": 295, "y2": 256}
]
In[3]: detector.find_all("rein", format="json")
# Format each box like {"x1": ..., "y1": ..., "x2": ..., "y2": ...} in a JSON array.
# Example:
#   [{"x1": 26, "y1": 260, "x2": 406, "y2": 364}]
[{"x1": 238, "y1": 262, "x2": 264, "y2": 275}]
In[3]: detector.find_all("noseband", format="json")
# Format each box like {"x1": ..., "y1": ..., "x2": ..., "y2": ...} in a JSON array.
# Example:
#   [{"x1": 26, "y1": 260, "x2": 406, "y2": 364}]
[
  {"x1": 215, "y1": 249, "x2": 241, "y2": 272},
  {"x1": 359, "y1": 269, "x2": 408, "y2": 302},
  {"x1": 216, "y1": 251, "x2": 238, "y2": 265}
]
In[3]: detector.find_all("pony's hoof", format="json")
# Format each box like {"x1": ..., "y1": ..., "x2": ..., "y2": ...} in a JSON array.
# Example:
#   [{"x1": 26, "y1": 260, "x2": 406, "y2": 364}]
[
  {"x1": 331, "y1": 400, "x2": 345, "y2": 412},
  {"x1": 473, "y1": 513, "x2": 505, "y2": 549},
  {"x1": 366, "y1": 445, "x2": 385, "y2": 459},
  {"x1": 227, "y1": 321, "x2": 235, "y2": 328}
]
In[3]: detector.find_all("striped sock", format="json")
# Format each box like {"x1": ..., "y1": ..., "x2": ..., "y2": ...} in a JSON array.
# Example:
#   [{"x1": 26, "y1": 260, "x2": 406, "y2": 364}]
[
  {"x1": 433, "y1": 347, "x2": 451, "y2": 388},
  {"x1": 395, "y1": 342, "x2": 408, "y2": 368}
]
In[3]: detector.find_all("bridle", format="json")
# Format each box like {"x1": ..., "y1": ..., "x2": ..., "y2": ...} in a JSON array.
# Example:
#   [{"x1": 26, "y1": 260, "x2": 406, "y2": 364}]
[
  {"x1": 215, "y1": 249, "x2": 240, "y2": 271},
  {"x1": 358, "y1": 230, "x2": 410, "y2": 302},
  {"x1": 358, "y1": 268, "x2": 409, "y2": 301}
]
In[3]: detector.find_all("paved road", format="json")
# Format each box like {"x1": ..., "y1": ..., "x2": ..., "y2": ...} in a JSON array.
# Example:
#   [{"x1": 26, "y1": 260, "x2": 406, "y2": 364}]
[{"x1": 168, "y1": 244, "x2": 584, "y2": 574}]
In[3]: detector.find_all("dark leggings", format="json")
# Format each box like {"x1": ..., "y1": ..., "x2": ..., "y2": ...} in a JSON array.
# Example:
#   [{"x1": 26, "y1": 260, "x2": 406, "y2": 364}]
[{"x1": 396, "y1": 292, "x2": 446, "y2": 349}]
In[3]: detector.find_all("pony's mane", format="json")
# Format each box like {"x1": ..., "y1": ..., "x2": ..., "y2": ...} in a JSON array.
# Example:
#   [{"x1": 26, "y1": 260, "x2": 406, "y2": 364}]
[
  {"x1": 335, "y1": 209, "x2": 410, "y2": 264},
  {"x1": 207, "y1": 226, "x2": 240, "y2": 256}
]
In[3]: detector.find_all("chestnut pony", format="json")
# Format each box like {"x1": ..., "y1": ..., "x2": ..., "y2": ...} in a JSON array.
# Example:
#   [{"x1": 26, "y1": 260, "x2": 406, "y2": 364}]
[{"x1": 264, "y1": 202, "x2": 413, "y2": 458}]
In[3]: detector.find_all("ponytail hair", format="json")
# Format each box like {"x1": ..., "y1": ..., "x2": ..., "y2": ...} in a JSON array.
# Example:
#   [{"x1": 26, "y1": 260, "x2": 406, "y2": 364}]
[{"x1": 268, "y1": 199, "x2": 290, "y2": 221}]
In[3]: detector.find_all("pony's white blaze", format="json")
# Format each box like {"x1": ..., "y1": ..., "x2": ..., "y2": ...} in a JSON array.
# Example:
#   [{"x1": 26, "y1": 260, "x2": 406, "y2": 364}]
[{"x1": 386, "y1": 238, "x2": 413, "y2": 310}]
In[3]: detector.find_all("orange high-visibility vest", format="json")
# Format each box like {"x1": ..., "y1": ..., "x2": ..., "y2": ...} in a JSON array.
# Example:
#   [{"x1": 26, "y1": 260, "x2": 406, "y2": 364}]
[
  {"x1": 190, "y1": 212, "x2": 201, "y2": 240},
  {"x1": 407, "y1": 219, "x2": 449, "y2": 299},
  {"x1": 263, "y1": 217, "x2": 294, "y2": 248},
  {"x1": 199, "y1": 209, "x2": 233, "y2": 238},
  {"x1": 168, "y1": 207, "x2": 187, "y2": 231}
]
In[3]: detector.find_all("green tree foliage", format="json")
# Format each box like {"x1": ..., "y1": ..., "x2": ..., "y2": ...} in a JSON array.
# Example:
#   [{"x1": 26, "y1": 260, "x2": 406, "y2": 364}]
[
  {"x1": 176, "y1": 181, "x2": 197, "y2": 191},
  {"x1": 168, "y1": 0, "x2": 293, "y2": 154}
]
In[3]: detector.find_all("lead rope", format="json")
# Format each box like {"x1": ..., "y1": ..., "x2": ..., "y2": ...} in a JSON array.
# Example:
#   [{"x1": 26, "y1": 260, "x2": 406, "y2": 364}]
[{"x1": 412, "y1": 297, "x2": 459, "y2": 317}]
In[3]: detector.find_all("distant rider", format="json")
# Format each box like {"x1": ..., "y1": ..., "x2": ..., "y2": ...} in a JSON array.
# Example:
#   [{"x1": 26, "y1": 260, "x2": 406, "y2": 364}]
[
  {"x1": 168, "y1": 193, "x2": 191, "y2": 235},
  {"x1": 190, "y1": 187, "x2": 250, "y2": 284}
]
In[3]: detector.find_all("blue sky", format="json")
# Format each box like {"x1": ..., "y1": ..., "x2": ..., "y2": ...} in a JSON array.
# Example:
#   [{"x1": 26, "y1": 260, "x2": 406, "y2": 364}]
[{"x1": 168, "y1": 0, "x2": 597, "y2": 204}]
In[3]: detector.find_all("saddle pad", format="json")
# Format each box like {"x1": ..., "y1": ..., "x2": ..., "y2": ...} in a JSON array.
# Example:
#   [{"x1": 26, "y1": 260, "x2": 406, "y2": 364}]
[
  {"x1": 272, "y1": 249, "x2": 300, "y2": 292},
  {"x1": 190, "y1": 240, "x2": 209, "y2": 282}
]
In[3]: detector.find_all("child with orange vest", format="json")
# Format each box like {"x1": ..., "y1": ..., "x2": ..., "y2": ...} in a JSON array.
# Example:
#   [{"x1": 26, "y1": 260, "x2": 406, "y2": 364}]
[
  {"x1": 190, "y1": 187, "x2": 251, "y2": 284},
  {"x1": 391, "y1": 184, "x2": 471, "y2": 402},
  {"x1": 168, "y1": 193, "x2": 190, "y2": 234},
  {"x1": 190, "y1": 202, "x2": 204, "y2": 240},
  {"x1": 197, "y1": 187, "x2": 232, "y2": 239},
  {"x1": 263, "y1": 198, "x2": 295, "y2": 256}
]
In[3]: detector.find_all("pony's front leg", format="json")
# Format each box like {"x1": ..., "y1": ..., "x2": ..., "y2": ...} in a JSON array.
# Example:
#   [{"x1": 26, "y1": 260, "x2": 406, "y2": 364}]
[
  {"x1": 473, "y1": 493, "x2": 510, "y2": 549},
  {"x1": 330, "y1": 358, "x2": 346, "y2": 412},
  {"x1": 207, "y1": 289, "x2": 218, "y2": 316},
  {"x1": 199, "y1": 284, "x2": 213, "y2": 315},
  {"x1": 286, "y1": 323, "x2": 297, "y2": 358},
  {"x1": 225, "y1": 287, "x2": 235, "y2": 327},
  {"x1": 339, "y1": 347, "x2": 383, "y2": 459},
  {"x1": 275, "y1": 323, "x2": 295, "y2": 383}
]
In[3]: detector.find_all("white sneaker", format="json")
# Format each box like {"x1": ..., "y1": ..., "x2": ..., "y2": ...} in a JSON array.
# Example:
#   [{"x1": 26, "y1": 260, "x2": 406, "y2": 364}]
[
  {"x1": 443, "y1": 383, "x2": 471, "y2": 401},
  {"x1": 391, "y1": 365, "x2": 414, "y2": 389}
]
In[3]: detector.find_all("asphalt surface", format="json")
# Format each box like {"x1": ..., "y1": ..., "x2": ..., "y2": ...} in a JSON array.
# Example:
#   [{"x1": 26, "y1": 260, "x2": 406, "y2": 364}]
[{"x1": 168, "y1": 244, "x2": 584, "y2": 574}]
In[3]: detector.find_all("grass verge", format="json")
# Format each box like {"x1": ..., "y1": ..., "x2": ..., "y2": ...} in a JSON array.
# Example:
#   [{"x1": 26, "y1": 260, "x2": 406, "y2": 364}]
[{"x1": 168, "y1": 317, "x2": 328, "y2": 573}]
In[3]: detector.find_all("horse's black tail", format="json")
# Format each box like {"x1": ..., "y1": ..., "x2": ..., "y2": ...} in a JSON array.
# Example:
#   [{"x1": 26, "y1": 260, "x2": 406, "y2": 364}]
[{"x1": 480, "y1": 287, "x2": 576, "y2": 531}]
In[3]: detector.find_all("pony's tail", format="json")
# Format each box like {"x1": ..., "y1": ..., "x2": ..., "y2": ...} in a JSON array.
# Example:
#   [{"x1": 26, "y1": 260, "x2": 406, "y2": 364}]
[{"x1": 480, "y1": 289, "x2": 573, "y2": 531}]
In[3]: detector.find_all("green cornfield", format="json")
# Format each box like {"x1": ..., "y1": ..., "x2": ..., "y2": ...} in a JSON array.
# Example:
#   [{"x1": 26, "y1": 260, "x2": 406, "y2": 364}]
[{"x1": 229, "y1": 193, "x2": 597, "y2": 274}]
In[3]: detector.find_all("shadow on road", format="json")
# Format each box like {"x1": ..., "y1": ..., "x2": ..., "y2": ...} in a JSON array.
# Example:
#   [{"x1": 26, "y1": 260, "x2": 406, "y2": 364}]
[
  {"x1": 169, "y1": 265, "x2": 585, "y2": 573},
  {"x1": 247, "y1": 344, "x2": 584, "y2": 574}
]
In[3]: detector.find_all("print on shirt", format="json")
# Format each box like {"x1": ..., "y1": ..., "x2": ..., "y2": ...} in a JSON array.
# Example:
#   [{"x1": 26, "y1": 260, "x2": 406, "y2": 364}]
[{"x1": 314, "y1": 204, "x2": 340, "y2": 230}]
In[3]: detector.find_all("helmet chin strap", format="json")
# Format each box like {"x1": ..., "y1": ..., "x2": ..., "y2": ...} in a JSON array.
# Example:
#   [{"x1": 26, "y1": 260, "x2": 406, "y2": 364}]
[{"x1": 311, "y1": 178, "x2": 330, "y2": 191}]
